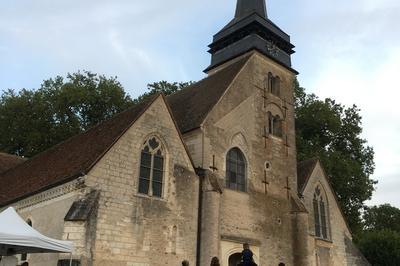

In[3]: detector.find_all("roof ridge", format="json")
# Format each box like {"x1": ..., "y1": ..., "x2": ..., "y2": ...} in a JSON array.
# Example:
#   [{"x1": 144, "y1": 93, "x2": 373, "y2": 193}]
[
  {"x1": 201, "y1": 53, "x2": 254, "y2": 126},
  {"x1": 0, "y1": 94, "x2": 160, "y2": 206},
  {"x1": 83, "y1": 94, "x2": 161, "y2": 174},
  {"x1": 1, "y1": 94, "x2": 159, "y2": 177},
  {"x1": 167, "y1": 54, "x2": 253, "y2": 133}
]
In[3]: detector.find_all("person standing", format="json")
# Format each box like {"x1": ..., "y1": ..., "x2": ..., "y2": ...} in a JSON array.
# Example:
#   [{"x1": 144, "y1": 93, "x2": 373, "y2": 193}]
[
  {"x1": 210, "y1": 257, "x2": 220, "y2": 266},
  {"x1": 242, "y1": 243, "x2": 256, "y2": 266}
]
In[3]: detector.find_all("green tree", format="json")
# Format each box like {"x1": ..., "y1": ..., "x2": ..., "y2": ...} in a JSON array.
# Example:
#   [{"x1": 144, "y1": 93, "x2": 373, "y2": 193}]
[
  {"x1": 363, "y1": 204, "x2": 400, "y2": 232},
  {"x1": 0, "y1": 71, "x2": 133, "y2": 157},
  {"x1": 294, "y1": 80, "x2": 376, "y2": 234},
  {"x1": 133, "y1": 80, "x2": 193, "y2": 104},
  {"x1": 357, "y1": 230, "x2": 400, "y2": 265}
]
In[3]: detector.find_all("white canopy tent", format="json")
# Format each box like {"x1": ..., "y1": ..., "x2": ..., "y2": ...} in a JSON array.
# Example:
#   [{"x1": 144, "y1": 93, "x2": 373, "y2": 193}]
[{"x1": 0, "y1": 207, "x2": 73, "y2": 264}]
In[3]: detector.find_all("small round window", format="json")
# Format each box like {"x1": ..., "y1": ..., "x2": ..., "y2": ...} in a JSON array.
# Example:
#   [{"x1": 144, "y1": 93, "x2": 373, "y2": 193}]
[{"x1": 265, "y1": 161, "x2": 272, "y2": 171}]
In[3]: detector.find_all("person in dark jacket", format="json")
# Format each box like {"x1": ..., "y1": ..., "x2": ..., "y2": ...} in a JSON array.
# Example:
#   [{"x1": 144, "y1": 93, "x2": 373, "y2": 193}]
[
  {"x1": 210, "y1": 257, "x2": 220, "y2": 266},
  {"x1": 242, "y1": 243, "x2": 256, "y2": 266}
]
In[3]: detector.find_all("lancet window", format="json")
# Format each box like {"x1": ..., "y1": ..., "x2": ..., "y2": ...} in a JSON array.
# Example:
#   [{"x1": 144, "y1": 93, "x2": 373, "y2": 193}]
[
  {"x1": 226, "y1": 148, "x2": 247, "y2": 192},
  {"x1": 267, "y1": 112, "x2": 283, "y2": 138},
  {"x1": 266, "y1": 72, "x2": 281, "y2": 97},
  {"x1": 138, "y1": 137, "x2": 165, "y2": 198},
  {"x1": 313, "y1": 186, "x2": 329, "y2": 239}
]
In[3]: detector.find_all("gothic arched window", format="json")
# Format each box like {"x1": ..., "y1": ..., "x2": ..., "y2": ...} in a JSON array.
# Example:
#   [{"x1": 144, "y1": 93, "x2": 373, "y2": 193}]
[
  {"x1": 313, "y1": 186, "x2": 329, "y2": 239},
  {"x1": 138, "y1": 137, "x2": 165, "y2": 198},
  {"x1": 226, "y1": 148, "x2": 246, "y2": 192},
  {"x1": 267, "y1": 72, "x2": 273, "y2": 92},
  {"x1": 272, "y1": 76, "x2": 281, "y2": 97},
  {"x1": 266, "y1": 72, "x2": 281, "y2": 97},
  {"x1": 268, "y1": 112, "x2": 283, "y2": 138}
]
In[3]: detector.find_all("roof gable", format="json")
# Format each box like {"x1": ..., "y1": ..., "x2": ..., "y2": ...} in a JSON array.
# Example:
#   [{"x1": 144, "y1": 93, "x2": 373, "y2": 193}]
[
  {"x1": 300, "y1": 159, "x2": 353, "y2": 235},
  {"x1": 0, "y1": 95, "x2": 158, "y2": 207},
  {"x1": 168, "y1": 54, "x2": 252, "y2": 133},
  {"x1": 0, "y1": 55, "x2": 252, "y2": 206}
]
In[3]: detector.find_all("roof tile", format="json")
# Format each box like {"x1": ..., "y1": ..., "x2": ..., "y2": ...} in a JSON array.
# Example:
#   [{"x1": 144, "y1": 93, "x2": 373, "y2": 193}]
[{"x1": 0, "y1": 97, "x2": 156, "y2": 206}]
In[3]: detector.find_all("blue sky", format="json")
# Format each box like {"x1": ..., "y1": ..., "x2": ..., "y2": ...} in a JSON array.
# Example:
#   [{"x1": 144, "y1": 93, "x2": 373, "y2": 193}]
[{"x1": 0, "y1": 0, "x2": 399, "y2": 207}]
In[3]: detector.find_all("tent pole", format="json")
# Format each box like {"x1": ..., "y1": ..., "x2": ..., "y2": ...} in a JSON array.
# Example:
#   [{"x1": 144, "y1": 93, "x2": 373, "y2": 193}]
[{"x1": 69, "y1": 253, "x2": 73, "y2": 266}]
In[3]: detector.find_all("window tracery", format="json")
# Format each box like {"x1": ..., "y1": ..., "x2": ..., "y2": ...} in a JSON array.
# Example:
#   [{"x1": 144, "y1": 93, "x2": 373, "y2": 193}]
[
  {"x1": 313, "y1": 186, "x2": 329, "y2": 239},
  {"x1": 138, "y1": 137, "x2": 165, "y2": 198}
]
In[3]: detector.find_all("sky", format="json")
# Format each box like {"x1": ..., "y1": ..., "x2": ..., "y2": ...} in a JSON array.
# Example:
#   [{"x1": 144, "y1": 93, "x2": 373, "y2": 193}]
[{"x1": 0, "y1": 0, "x2": 399, "y2": 207}]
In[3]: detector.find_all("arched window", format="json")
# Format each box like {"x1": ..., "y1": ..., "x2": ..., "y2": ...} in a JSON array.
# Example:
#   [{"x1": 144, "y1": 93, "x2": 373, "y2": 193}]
[
  {"x1": 138, "y1": 137, "x2": 165, "y2": 198},
  {"x1": 313, "y1": 186, "x2": 329, "y2": 239},
  {"x1": 268, "y1": 112, "x2": 283, "y2": 138},
  {"x1": 266, "y1": 72, "x2": 281, "y2": 97},
  {"x1": 267, "y1": 72, "x2": 273, "y2": 92},
  {"x1": 272, "y1": 76, "x2": 281, "y2": 97},
  {"x1": 226, "y1": 148, "x2": 246, "y2": 192}
]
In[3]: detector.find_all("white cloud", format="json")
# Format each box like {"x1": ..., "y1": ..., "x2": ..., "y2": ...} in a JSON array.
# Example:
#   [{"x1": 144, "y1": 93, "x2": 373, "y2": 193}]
[{"x1": 306, "y1": 46, "x2": 400, "y2": 207}]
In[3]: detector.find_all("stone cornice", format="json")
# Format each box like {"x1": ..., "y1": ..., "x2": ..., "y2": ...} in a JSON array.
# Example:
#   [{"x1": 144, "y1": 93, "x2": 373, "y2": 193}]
[{"x1": 13, "y1": 178, "x2": 86, "y2": 211}]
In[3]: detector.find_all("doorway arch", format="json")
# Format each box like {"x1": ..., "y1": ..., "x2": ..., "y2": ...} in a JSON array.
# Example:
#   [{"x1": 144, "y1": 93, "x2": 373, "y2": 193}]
[{"x1": 228, "y1": 253, "x2": 242, "y2": 266}]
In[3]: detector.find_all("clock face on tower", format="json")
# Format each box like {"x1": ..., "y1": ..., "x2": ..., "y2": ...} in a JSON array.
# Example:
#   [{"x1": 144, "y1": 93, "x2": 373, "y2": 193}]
[{"x1": 266, "y1": 41, "x2": 280, "y2": 58}]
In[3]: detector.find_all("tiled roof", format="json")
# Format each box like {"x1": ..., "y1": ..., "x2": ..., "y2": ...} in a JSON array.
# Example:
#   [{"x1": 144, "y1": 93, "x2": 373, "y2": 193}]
[
  {"x1": 168, "y1": 54, "x2": 251, "y2": 133},
  {"x1": 297, "y1": 158, "x2": 319, "y2": 193},
  {"x1": 0, "y1": 54, "x2": 252, "y2": 207},
  {"x1": 0, "y1": 152, "x2": 26, "y2": 174},
  {"x1": 0, "y1": 96, "x2": 157, "y2": 207}
]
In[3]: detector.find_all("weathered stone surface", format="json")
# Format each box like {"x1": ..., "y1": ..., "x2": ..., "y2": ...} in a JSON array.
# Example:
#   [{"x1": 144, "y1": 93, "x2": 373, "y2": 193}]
[{"x1": 85, "y1": 96, "x2": 199, "y2": 265}]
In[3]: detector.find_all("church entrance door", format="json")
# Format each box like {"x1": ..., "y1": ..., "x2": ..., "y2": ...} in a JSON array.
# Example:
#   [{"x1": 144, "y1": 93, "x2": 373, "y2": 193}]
[{"x1": 228, "y1": 253, "x2": 242, "y2": 266}]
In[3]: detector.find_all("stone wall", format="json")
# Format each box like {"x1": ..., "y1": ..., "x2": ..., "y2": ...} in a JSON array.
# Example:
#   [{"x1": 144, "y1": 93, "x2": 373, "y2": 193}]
[
  {"x1": 85, "y1": 96, "x2": 199, "y2": 266},
  {"x1": 196, "y1": 52, "x2": 299, "y2": 266},
  {"x1": 9, "y1": 180, "x2": 84, "y2": 266},
  {"x1": 302, "y1": 161, "x2": 365, "y2": 266}
]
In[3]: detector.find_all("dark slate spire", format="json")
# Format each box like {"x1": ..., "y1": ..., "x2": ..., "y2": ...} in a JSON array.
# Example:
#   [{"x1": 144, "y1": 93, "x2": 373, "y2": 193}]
[
  {"x1": 205, "y1": 0, "x2": 296, "y2": 73},
  {"x1": 235, "y1": 0, "x2": 267, "y2": 19}
]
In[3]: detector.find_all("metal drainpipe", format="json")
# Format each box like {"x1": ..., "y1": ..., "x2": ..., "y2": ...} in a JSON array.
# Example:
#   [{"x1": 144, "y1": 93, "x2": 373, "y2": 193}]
[{"x1": 195, "y1": 167, "x2": 205, "y2": 266}]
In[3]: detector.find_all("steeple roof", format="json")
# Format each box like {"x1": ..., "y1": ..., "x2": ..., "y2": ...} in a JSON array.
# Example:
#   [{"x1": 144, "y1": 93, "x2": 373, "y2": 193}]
[
  {"x1": 205, "y1": 0, "x2": 296, "y2": 73},
  {"x1": 235, "y1": 0, "x2": 267, "y2": 19}
]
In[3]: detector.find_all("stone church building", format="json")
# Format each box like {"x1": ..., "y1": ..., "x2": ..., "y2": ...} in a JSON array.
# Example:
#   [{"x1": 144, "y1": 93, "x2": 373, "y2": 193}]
[{"x1": 0, "y1": 1, "x2": 369, "y2": 265}]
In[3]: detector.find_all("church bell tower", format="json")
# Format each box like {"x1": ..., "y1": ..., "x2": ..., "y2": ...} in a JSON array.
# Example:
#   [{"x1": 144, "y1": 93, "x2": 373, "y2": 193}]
[{"x1": 205, "y1": 0, "x2": 295, "y2": 73}]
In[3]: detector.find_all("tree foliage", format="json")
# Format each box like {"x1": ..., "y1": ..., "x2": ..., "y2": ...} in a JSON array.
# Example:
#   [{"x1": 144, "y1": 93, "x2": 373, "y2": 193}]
[
  {"x1": 294, "y1": 79, "x2": 376, "y2": 233},
  {"x1": 363, "y1": 204, "x2": 400, "y2": 233},
  {"x1": 356, "y1": 204, "x2": 400, "y2": 264},
  {"x1": 0, "y1": 71, "x2": 133, "y2": 157},
  {"x1": 0, "y1": 77, "x2": 192, "y2": 158},
  {"x1": 357, "y1": 230, "x2": 400, "y2": 266},
  {"x1": 0, "y1": 73, "x2": 377, "y2": 236},
  {"x1": 133, "y1": 80, "x2": 193, "y2": 104}
]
